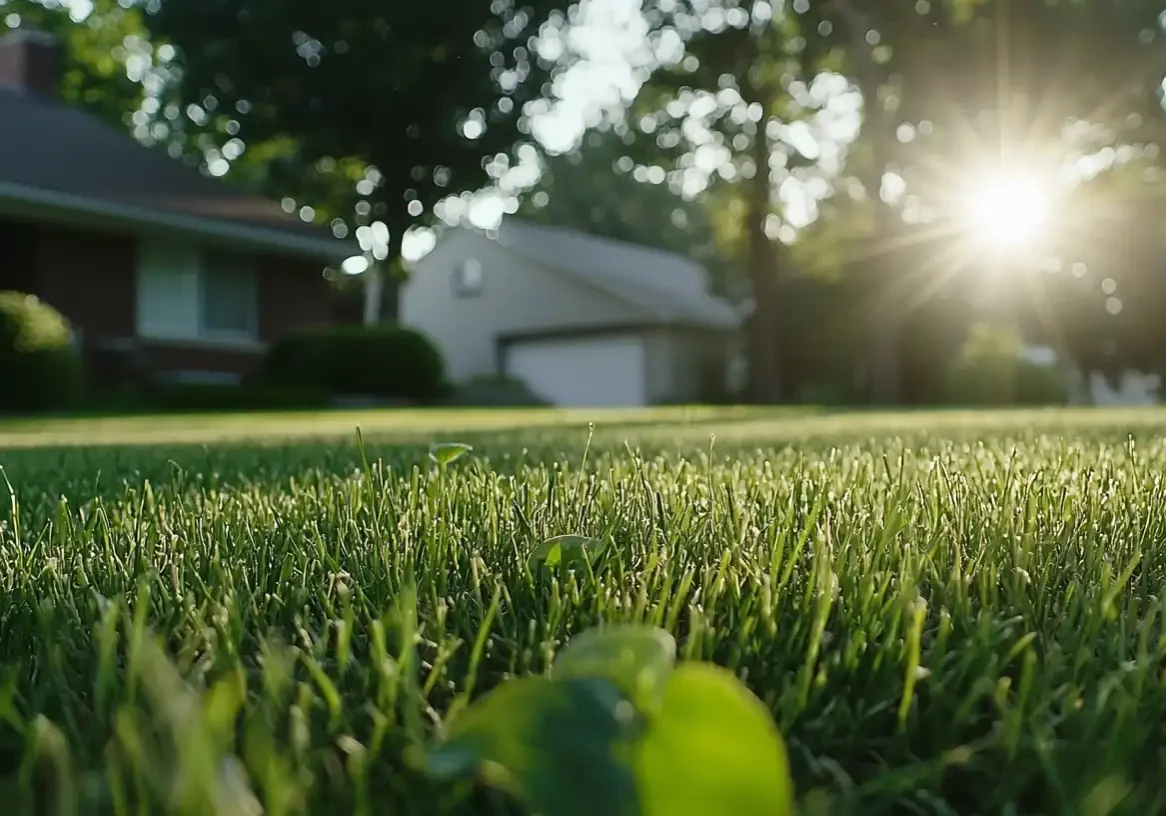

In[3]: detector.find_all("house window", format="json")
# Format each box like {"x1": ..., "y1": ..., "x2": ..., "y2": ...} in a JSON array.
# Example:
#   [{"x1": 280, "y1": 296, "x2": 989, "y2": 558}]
[
  {"x1": 453, "y1": 258, "x2": 483, "y2": 297},
  {"x1": 136, "y1": 240, "x2": 259, "y2": 344},
  {"x1": 200, "y1": 255, "x2": 259, "y2": 339}
]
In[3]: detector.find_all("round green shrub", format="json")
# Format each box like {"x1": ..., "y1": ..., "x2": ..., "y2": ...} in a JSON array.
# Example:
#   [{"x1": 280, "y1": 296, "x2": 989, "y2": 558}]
[
  {"x1": 259, "y1": 331, "x2": 325, "y2": 392},
  {"x1": 0, "y1": 291, "x2": 82, "y2": 413},
  {"x1": 261, "y1": 325, "x2": 447, "y2": 401}
]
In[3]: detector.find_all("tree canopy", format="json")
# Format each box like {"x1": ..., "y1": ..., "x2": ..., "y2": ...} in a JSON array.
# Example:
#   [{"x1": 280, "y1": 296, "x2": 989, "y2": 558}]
[
  {"x1": 4, "y1": 0, "x2": 153, "y2": 128},
  {"x1": 619, "y1": 0, "x2": 1166, "y2": 401},
  {"x1": 144, "y1": 0, "x2": 577, "y2": 303},
  {"x1": 26, "y1": 0, "x2": 1166, "y2": 402}
]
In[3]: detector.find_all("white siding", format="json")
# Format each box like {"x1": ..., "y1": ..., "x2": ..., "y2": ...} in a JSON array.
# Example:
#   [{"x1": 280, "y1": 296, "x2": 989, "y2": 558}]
[
  {"x1": 402, "y1": 228, "x2": 649, "y2": 382},
  {"x1": 505, "y1": 335, "x2": 647, "y2": 406}
]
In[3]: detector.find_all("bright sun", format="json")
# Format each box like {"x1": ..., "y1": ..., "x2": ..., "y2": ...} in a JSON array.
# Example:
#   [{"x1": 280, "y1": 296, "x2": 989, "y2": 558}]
[{"x1": 962, "y1": 173, "x2": 1051, "y2": 252}]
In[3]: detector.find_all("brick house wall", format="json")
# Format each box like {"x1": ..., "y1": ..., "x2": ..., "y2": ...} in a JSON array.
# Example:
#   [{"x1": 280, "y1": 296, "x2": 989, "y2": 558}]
[
  {"x1": 1, "y1": 217, "x2": 335, "y2": 389},
  {"x1": 257, "y1": 255, "x2": 335, "y2": 344},
  {"x1": 35, "y1": 223, "x2": 137, "y2": 344},
  {"x1": 0, "y1": 217, "x2": 38, "y2": 292}
]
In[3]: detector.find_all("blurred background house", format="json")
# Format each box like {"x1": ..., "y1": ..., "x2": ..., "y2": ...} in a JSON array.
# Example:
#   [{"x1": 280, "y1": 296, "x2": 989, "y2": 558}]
[
  {"x1": 0, "y1": 29, "x2": 350, "y2": 395},
  {"x1": 402, "y1": 221, "x2": 742, "y2": 406}
]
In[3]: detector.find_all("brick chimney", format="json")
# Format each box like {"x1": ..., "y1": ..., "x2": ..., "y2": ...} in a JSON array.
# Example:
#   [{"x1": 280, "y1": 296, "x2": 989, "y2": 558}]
[{"x1": 0, "y1": 28, "x2": 58, "y2": 97}]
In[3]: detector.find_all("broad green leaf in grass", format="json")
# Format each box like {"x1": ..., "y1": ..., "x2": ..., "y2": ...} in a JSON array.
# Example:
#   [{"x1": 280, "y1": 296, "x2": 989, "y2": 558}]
[
  {"x1": 429, "y1": 442, "x2": 473, "y2": 467},
  {"x1": 428, "y1": 676, "x2": 639, "y2": 816},
  {"x1": 635, "y1": 663, "x2": 794, "y2": 816},
  {"x1": 553, "y1": 625, "x2": 677, "y2": 710},
  {"x1": 529, "y1": 534, "x2": 608, "y2": 569}
]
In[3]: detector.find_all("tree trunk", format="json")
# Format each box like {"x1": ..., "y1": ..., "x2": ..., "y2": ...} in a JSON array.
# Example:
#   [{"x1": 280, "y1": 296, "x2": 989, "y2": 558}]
[
  {"x1": 745, "y1": 126, "x2": 783, "y2": 404},
  {"x1": 375, "y1": 234, "x2": 406, "y2": 323},
  {"x1": 867, "y1": 310, "x2": 901, "y2": 404},
  {"x1": 865, "y1": 200, "x2": 903, "y2": 405},
  {"x1": 362, "y1": 263, "x2": 384, "y2": 326},
  {"x1": 831, "y1": 0, "x2": 903, "y2": 405},
  {"x1": 378, "y1": 277, "x2": 400, "y2": 324}
]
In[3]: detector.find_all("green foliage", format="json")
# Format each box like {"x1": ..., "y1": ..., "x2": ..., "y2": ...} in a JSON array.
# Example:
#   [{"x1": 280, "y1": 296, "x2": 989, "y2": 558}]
[
  {"x1": 940, "y1": 323, "x2": 1070, "y2": 406},
  {"x1": 529, "y1": 534, "x2": 609, "y2": 570},
  {"x1": 261, "y1": 325, "x2": 447, "y2": 401},
  {"x1": 635, "y1": 663, "x2": 793, "y2": 816},
  {"x1": 259, "y1": 330, "x2": 321, "y2": 388},
  {"x1": 552, "y1": 626, "x2": 676, "y2": 710},
  {"x1": 0, "y1": 291, "x2": 81, "y2": 413},
  {"x1": 629, "y1": 1, "x2": 834, "y2": 400},
  {"x1": 429, "y1": 675, "x2": 640, "y2": 816},
  {"x1": 629, "y1": 0, "x2": 1166, "y2": 402},
  {"x1": 429, "y1": 442, "x2": 473, "y2": 467},
  {"x1": 34, "y1": 0, "x2": 1166, "y2": 398},
  {"x1": 144, "y1": 0, "x2": 575, "y2": 264},
  {"x1": 430, "y1": 624, "x2": 793, "y2": 816},
  {"x1": 3, "y1": 0, "x2": 153, "y2": 128}
]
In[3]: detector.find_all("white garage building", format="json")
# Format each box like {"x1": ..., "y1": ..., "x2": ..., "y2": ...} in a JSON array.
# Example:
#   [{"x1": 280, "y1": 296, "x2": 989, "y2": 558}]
[{"x1": 401, "y1": 221, "x2": 742, "y2": 407}]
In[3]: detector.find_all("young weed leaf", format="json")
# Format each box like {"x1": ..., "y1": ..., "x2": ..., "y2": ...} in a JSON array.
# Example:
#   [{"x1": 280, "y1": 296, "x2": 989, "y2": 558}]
[
  {"x1": 428, "y1": 676, "x2": 639, "y2": 816},
  {"x1": 529, "y1": 534, "x2": 608, "y2": 570},
  {"x1": 429, "y1": 443, "x2": 473, "y2": 467},
  {"x1": 553, "y1": 625, "x2": 676, "y2": 711},
  {"x1": 635, "y1": 663, "x2": 794, "y2": 816}
]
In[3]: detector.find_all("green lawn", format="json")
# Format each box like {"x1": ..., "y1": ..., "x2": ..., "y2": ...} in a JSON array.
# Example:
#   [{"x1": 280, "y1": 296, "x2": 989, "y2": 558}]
[{"x1": 2, "y1": 406, "x2": 1166, "y2": 813}]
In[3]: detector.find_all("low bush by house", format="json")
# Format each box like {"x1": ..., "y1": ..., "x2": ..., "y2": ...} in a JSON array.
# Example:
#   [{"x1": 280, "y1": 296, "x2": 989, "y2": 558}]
[
  {"x1": 261, "y1": 325, "x2": 448, "y2": 401},
  {"x1": 0, "y1": 291, "x2": 82, "y2": 413}
]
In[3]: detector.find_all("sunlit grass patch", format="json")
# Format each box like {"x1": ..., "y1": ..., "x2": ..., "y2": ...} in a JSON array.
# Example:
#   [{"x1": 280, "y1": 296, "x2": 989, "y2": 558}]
[{"x1": 1, "y1": 407, "x2": 1165, "y2": 812}]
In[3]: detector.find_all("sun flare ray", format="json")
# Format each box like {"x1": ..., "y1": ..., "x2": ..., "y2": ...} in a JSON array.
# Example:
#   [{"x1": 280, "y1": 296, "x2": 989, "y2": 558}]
[{"x1": 962, "y1": 172, "x2": 1051, "y2": 252}]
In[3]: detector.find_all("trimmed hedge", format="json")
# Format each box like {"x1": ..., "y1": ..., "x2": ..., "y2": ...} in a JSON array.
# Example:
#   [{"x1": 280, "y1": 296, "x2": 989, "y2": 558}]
[
  {"x1": 261, "y1": 325, "x2": 447, "y2": 401},
  {"x1": 0, "y1": 291, "x2": 82, "y2": 413}
]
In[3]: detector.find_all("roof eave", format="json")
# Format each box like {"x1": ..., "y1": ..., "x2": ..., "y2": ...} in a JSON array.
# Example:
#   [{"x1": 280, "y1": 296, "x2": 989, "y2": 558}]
[{"x1": 0, "y1": 179, "x2": 357, "y2": 261}]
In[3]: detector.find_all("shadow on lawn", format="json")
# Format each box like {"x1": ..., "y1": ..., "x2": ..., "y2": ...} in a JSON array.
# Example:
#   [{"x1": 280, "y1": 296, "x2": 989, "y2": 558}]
[
  {"x1": 5, "y1": 404, "x2": 1166, "y2": 525},
  {"x1": 0, "y1": 409, "x2": 809, "y2": 515}
]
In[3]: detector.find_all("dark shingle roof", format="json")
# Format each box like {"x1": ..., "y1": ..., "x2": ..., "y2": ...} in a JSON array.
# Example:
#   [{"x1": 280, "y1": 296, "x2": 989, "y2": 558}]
[{"x1": 0, "y1": 85, "x2": 347, "y2": 255}]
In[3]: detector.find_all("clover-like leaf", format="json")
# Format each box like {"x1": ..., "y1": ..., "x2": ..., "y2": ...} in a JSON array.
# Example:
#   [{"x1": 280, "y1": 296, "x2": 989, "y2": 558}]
[
  {"x1": 529, "y1": 535, "x2": 609, "y2": 570},
  {"x1": 635, "y1": 663, "x2": 794, "y2": 816},
  {"x1": 553, "y1": 625, "x2": 676, "y2": 711},
  {"x1": 428, "y1": 676, "x2": 639, "y2": 816},
  {"x1": 429, "y1": 442, "x2": 473, "y2": 467}
]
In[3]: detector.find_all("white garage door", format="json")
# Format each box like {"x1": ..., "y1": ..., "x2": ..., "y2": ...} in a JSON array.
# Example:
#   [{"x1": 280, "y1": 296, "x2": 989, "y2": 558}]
[{"x1": 505, "y1": 335, "x2": 648, "y2": 406}]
